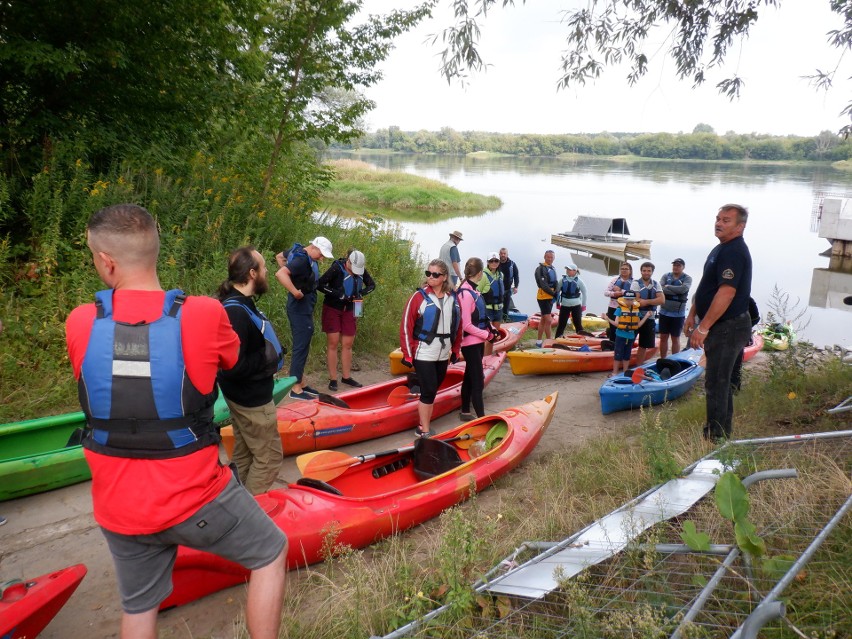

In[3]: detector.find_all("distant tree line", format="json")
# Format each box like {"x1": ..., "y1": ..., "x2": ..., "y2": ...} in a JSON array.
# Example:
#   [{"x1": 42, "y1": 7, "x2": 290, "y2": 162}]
[{"x1": 341, "y1": 126, "x2": 852, "y2": 162}]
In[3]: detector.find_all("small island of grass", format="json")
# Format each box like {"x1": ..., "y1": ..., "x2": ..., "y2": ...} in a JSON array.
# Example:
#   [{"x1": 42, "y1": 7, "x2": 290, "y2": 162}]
[{"x1": 322, "y1": 159, "x2": 502, "y2": 211}]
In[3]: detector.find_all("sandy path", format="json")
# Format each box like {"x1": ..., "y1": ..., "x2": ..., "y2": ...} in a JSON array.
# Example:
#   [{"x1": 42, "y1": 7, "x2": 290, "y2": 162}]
[{"x1": 1, "y1": 354, "x2": 643, "y2": 638}]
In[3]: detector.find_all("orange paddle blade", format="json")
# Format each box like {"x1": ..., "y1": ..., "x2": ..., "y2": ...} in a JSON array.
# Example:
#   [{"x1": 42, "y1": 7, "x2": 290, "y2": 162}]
[
  {"x1": 631, "y1": 367, "x2": 647, "y2": 383},
  {"x1": 296, "y1": 450, "x2": 355, "y2": 477},
  {"x1": 454, "y1": 423, "x2": 491, "y2": 449},
  {"x1": 388, "y1": 385, "x2": 419, "y2": 407},
  {"x1": 297, "y1": 425, "x2": 492, "y2": 481}
]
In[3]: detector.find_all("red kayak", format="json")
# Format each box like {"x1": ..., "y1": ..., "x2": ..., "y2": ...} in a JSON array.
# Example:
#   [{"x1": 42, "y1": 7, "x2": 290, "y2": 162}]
[
  {"x1": 388, "y1": 321, "x2": 527, "y2": 375},
  {"x1": 0, "y1": 564, "x2": 87, "y2": 639},
  {"x1": 743, "y1": 332, "x2": 763, "y2": 362},
  {"x1": 528, "y1": 312, "x2": 558, "y2": 330},
  {"x1": 221, "y1": 352, "x2": 506, "y2": 457},
  {"x1": 161, "y1": 393, "x2": 558, "y2": 609}
]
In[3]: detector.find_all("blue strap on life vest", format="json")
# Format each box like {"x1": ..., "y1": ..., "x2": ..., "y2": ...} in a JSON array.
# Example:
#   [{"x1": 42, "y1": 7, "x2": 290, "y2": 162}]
[
  {"x1": 222, "y1": 299, "x2": 284, "y2": 374},
  {"x1": 413, "y1": 288, "x2": 459, "y2": 344},
  {"x1": 457, "y1": 284, "x2": 488, "y2": 331},
  {"x1": 337, "y1": 259, "x2": 363, "y2": 300}
]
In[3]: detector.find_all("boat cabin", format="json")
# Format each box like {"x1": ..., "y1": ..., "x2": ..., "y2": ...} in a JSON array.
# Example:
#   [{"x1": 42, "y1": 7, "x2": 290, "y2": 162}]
[{"x1": 564, "y1": 216, "x2": 631, "y2": 241}]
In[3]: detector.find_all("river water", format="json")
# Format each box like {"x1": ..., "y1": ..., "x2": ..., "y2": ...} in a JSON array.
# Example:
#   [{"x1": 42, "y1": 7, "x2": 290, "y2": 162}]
[{"x1": 326, "y1": 153, "x2": 852, "y2": 348}]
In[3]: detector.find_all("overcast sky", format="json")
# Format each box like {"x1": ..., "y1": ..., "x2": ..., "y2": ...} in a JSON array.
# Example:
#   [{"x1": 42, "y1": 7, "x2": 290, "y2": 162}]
[{"x1": 360, "y1": 0, "x2": 851, "y2": 137}]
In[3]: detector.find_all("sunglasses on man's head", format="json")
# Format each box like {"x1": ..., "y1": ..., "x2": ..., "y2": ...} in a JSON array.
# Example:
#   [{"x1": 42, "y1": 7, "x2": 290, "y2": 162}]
[{"x1": 425, "y1": 270, "x2": 445, "y2": 278}]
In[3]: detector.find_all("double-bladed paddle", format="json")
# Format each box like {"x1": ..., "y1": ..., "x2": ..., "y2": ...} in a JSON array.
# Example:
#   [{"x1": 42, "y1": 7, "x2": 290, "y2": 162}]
[
  {"x1": 387, "y1": 385, "x2": 419, "y2": 406},
  {"x1": 296, "y1": 424, "x2": 491, "y2": 482}
]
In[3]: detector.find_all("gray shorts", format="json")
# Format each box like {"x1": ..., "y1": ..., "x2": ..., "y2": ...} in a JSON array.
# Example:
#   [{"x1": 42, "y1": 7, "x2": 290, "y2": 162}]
[{"x1": 101, "y1": 475, "x2": 287, "y2": 613}]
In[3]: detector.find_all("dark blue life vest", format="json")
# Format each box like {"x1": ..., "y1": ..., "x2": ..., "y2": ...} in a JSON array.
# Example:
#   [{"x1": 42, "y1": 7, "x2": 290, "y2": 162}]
[
  {"x1": 286, "y1": 242, "x2": 319, "y2": 293},
  {"x1": 222, "y1": 299, "x2": 284, "y2": 378},
  {"x1": 78, "y1": 289, "x2": 219, "y2": 460},
  {"x1": 614, "y1": 277, "x2": 632, "y2": 291},
  {"x1": 482, "y1": 270, "x2": 504, "y2": 308},
  {"x1": 560, "y1": 276, "x2": 580, "y2": 299},
  {"x1": 457, "y1": 283, "x2": 488, "y2": 332},
  {"x1": 336, "y1": 259, "x2": 363, "y2": 300},
  {"x1": 663, "y1": 274, "x2": 688, "y2": 304},
  {"x1": 545, "y1": 265, "x2": 557, "y2": 288},
  {"x1": 413, "y1": 288, "x2": 460, "y2": 344},
  {"x1": 638, "y1": 279, "x2": 660, "y2": 314}
]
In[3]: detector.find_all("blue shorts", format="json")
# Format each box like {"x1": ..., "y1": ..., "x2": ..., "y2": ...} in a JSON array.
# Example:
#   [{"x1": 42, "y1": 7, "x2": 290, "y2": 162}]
[
  {"x1": 614, "y1": 335, "x2": 633, "y2": 361},
  {"x1": 658, "y1": 314, "x2": 685, "y2": 336}
]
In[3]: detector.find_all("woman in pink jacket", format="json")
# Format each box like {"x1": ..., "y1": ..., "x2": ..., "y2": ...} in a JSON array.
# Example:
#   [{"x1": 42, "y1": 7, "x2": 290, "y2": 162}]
[{"x1": 456, "y1": 257, "x2": 498, "y2": 421}]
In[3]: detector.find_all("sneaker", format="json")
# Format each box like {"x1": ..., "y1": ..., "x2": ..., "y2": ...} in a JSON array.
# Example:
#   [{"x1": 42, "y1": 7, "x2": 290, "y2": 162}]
[
  {"x1": 459, "y1": 412, "x2": 475, "y2": 421},
  {"x1": 328, "y1": 380, "x2": 338, "y2": 392},
  {"x1": 415, "y1": 426, "x2": 432, "y2": 438},
  {"x1": 289, "y1": 390, "x2": 314, "y2": 401},
  {"x1": 341, "y1": 377, "x2": 363, "y2": 388},
  {"x1": 0, "y1": 515, "x2": 6, "y2": 526},
  {"x1": 302, "y1": 385, "x2": 320, "y2": 396},
  {"x1": 535, "y1": 340, "x2": 543, "y2": 348}
]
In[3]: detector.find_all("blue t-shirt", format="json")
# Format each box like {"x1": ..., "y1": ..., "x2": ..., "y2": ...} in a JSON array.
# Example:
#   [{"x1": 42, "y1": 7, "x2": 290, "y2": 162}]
[{"x1": 694, "y1": 236, "x2": 752, "y2": 321}]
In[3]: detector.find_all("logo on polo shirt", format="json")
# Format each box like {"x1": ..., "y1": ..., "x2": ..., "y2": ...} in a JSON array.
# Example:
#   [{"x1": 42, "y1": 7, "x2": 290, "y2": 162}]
[{"x1": 722, "y1": 269, "x2": 735, "y2": 279}]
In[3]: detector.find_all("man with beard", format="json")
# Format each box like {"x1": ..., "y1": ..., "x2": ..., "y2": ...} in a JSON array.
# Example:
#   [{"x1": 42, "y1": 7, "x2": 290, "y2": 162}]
[{"x1": 217, "y1": 246, "x2": 285, "y2": 494}]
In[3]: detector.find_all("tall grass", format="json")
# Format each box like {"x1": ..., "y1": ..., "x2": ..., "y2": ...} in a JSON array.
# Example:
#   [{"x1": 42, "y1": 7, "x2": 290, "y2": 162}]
[
  {"x1": 0, "y1": 153, "x2": 423, "y2": 421},
  {"x1": 255, "y1": 349, "x2": 851, "y2": 638},
  {"x1": 321, "y1": 159, "x2": 502, "y2": 212}
]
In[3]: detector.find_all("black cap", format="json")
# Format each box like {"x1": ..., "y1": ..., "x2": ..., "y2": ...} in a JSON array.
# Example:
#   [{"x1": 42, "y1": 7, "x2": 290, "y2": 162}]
[{"x1": 672, "y1": 258, "x2": 685, "y2": 266}]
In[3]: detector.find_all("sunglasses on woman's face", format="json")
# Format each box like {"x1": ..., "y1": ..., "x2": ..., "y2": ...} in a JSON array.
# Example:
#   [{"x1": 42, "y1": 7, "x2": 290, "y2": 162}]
[{"x1": 425, "y1": 270, "x2": 445, "y2": 278}]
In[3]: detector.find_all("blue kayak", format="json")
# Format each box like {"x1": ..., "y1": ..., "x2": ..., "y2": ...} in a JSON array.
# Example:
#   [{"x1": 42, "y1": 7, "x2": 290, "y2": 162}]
[
  {"x1": 599, "y1": 349, "x2": 704, "y2": 415},
  {"x1": 506, "y1": 310, "x2": 529, "y2": 323}
]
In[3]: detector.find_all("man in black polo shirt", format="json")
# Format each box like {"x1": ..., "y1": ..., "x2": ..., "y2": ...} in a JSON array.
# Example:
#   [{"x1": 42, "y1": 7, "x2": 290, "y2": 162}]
[{"x1": 685, "y1": 204, "x2": 753, "y2": 440}]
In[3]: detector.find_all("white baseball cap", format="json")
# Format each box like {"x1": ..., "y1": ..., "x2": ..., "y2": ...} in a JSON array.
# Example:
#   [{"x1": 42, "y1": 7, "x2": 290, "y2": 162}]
[
  {"x1": 487, "y1": 252, "x2": 499, "y2": 261},
  {"x1": 348, "y1": 250, "x2": 366, "y2": 275},
  {"x1": 311, "y1": 236, "x2": 334, "y2": 258}
]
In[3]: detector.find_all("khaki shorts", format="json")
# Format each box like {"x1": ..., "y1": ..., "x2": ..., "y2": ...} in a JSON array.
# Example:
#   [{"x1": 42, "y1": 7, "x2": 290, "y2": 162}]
[{"x1": 101, "y1": 475, "x2": 286, "y2": 613}]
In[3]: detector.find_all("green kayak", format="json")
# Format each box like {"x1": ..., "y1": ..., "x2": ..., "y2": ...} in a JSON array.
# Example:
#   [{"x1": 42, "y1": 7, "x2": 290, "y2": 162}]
[{"x1": 0, "y1": 376, "x2": 297, "y2": 502}]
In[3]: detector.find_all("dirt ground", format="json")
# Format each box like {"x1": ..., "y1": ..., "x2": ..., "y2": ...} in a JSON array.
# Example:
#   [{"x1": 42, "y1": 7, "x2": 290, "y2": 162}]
[{"x1": 1, "y1": 351, "x2": 654, "y2": 639}]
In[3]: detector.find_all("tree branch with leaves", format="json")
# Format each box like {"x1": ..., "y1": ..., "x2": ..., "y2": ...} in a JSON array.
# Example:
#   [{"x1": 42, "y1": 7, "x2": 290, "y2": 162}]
[{"x1": 434, "y1": 0, "x2": 852, "y2": 134}]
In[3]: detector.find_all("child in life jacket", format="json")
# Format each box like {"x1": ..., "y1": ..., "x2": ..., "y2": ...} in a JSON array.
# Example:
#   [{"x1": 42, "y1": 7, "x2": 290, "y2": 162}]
[{"x1": 605, "y1": 290, "x2": 651, "y2": 377}]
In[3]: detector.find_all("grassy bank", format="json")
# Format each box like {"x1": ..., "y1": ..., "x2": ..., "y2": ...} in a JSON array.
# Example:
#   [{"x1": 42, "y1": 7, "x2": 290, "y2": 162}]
[
  {"x1": 321, "y1": 159, "x2": 502, "y2": 211},
  {"x1": 258, "y1": 349, "x2": 851, "y2": 638},
  {"x1": 0, "y1": 158, "x2": 423, "y2": 422}
]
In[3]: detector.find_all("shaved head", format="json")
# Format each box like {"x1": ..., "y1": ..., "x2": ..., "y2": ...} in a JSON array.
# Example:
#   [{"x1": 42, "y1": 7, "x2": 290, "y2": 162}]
[{"x1": 86, "y1": 204, "x2": 160, "y2": 268}]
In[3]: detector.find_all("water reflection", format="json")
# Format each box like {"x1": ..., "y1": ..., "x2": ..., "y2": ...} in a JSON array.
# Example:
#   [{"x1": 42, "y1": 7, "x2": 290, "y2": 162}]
[
  {"x1": 339, "y1": 152, "x2": 841, "y2": 188},
  {"x1": 324, "y1": 151, "x2": 852, "y2": 347}
]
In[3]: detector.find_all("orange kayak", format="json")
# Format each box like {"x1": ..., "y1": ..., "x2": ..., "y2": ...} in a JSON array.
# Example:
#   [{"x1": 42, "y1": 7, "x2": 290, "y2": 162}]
[
  {"x1": 221, "y1": 353, "x2": 506, "y2": 456},
  {"x1": 507, "y1": 343, "x2": 655, "y2": 375},
  {"x1": 388, "y1": 321, "x2": 527, "y2": 375}
]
